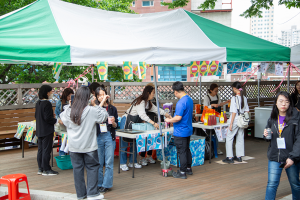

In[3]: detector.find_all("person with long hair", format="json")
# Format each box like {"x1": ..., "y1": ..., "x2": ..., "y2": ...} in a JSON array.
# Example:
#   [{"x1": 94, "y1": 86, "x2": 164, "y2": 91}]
[
  {"x1": 203, "y1": 83, "x2": 230, "y2": 155},
  {"x1": 263, "y1": 91, "x2": 300, "y2": 200},
  {"x1": 290, "y1": 80, "x2": 300, "y2": 111},
  {"x1": 55, "y1": 88, "x2": 74, "y2": 156},
  {"x1": 55, "y1": 88, "x2": 74, "y2": 118},
  {"x1": 35, "y1": 85, "x2": 58, "y2": 176},
  {"x1": 222, "y1": 81, "x2": 249, "y2": 164},
  {"x1": 119, "y1": 85, "x2": 172, "y2": 171},
  {"x1": 91, "y1": 86, "x2": 118, "y2": 194},
  {"x1": 60, "y1": 87, "x2": 108, "y2": 200}
]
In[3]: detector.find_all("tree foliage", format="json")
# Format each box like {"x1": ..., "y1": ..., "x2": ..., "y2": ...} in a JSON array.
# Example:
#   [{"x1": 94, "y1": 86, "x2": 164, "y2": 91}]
[
  {"x1": 0, "y1": 0, "x2": 138, "y2": 84},
  {"x1": 162, "y1": 0, "x2": 300, "y2": 18}
]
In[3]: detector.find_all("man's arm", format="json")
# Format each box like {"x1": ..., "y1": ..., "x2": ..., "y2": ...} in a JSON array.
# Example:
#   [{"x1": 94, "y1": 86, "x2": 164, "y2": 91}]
[{"x1": 165, "y1": 115, "x2": 182, "y2": 123}]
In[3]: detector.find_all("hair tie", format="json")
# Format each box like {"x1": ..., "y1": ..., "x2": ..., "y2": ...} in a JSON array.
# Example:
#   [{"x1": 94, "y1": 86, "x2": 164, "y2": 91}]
[{"x1": 239, "y1": 88, "x2": 243, "y2": 91}]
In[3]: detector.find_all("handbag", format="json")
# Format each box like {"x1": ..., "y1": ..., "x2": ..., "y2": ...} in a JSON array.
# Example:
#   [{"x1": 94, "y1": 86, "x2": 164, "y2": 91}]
[
  {"x1": 123, "y1": 105, "x2": 143, "y2": 143},
  {"x1": 235, "y1": 96, "x2": 250, "y2": 128}
]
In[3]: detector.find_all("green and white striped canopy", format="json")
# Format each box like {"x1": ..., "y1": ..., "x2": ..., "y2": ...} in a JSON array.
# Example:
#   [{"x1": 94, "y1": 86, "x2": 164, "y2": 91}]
[{"x1": 0, "y1": 0, "x2": 291, "y2": 65}]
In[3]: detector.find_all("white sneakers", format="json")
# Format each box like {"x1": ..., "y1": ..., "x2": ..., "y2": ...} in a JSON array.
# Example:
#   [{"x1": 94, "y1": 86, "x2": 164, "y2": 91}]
[
  {"x1": 139, "y1": 158, "x2": 148, "y2": 166},
  {"x1": 128, "y1": 163, "x2": 142, "y2": 168},
  {"x1": 87, "y1": 193, "x2": 104, "y2": 200},
  {"x1": 120, "y1": 164, "x2": 129, "y2": 171},
  {"x1": 217, "y1": 149, "x2": 223, "y2": 155},
  {"x1": 146, "y1": 157, "x2": 156, "y2": 164}
]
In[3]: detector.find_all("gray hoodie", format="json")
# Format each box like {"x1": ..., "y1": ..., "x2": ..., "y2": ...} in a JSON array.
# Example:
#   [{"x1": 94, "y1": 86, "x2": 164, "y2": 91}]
[{"x1": 60, "y1": 105, "x2": 108, "y2": 153}]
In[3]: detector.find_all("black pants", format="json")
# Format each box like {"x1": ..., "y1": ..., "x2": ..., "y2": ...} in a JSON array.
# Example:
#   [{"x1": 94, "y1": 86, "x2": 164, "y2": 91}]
[
  {"x1": 37, "y1": 133, "x2": 53, "y2": 171},
  {"x1": 141, "y1": 150, "x2": 153, "y2": 157},
  {"x1": 174, "y1": 136, "x2": 192, "y2": 172}
]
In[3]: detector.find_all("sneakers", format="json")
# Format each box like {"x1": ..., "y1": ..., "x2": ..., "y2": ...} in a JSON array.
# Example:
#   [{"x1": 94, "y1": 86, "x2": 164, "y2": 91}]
[
  {"x1": 37, "y1": 168, "x2": 43, "y2": 175},
  {"x1": 233, "y1": 156, "x2": 243, "y2": 162},
  {"x1": 42, "y1": 169, "x2": 59, "y2": 176},
  {"x1": 87, "y1": 194, "x2": 104, "y2": 200},
  {"x1": 217, "y1": 149, "x2": 223, "y2": 155},
  {"x1": 172, "y1": 170, "x2": 187, "y2": 179},
  {"x1": 146, "y1": 157, "x2": 156, "y2": 164},
  {"x1": 128, "y1": 163, "x2": 142, "y2": 168},
  {"x1": 99, "y1": 187, "x2": 109, "y2": 194},
  {"x1": 186, "y1": 168, "x2": 193, "y2": 175},
  {"x1": 222, "y1": 157, "x2": 234, "y2": 164},
  {"x1": 120, "y1": 164, "x2": 129, "y2": 171},
  {"x1": 139, "y1": 158, "x2": 148, "y2": 166}
]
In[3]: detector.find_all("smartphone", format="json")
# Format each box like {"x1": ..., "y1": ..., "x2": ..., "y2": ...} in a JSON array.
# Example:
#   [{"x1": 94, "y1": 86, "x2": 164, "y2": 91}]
[
  {"x1": 279, "y1": 162, "x2": 286, "y2": 168},
  {"x1": 71, "y1": 94, "x2": 75, "y2": 105}
]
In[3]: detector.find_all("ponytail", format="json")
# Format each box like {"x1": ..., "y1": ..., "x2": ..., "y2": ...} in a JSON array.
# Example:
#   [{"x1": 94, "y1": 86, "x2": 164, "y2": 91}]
[{"x1": 232, "y1": 81, "x2": 244, "y2": 109}]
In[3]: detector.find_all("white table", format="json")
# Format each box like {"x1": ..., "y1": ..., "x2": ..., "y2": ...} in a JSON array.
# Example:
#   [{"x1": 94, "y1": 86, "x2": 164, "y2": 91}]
[
  {"x1": 192, "y1": 122, "x2": 229, "y2": 163},
  {"x1": 116, "y1": 128, "x2": 173, "y2": 178}
]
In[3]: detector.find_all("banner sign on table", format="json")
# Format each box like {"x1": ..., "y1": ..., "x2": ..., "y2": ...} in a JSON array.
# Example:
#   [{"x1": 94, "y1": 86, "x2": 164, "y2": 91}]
[
  {"x1": 14, "y1": 124, "x2": 26, "y2": 139},
  {"x1": 31, "y1": 135, "x2": 38, "y2": 144},
  {"x1": 52, "y1": 63, "x2": 63, "y2": 79},
  {"x1": 214, "y1": 125, "x2": 228, "y2": 142},
  {"x1": 216, "y1": 62, "x2": 223, "y2": 76},
  {"x1": 227, "y1": 62, "x2": 252, "y2": 74},
  {"x1": 136, "y1": 134, "x2": 146, "y2": 153},
  {"x1": 96, "y1": 61, "x2": 108, "y2": 80},
  {"x1": 123, "y1": 61, "x2": 133, "y2": 80},
  {"x1": 190, "y1": 61, "x2": 200, "y2": 77},
  {"x1": 258, "y1": 62, "x2": 269, "y2": 73},
  {"x1": 266, "y1": 62, "x2": 275, "y2": 73},
  {"x1": 205, "y1": 61, "x2": 219, "y2": 76},
  {"x1": 147, "y1": 134, "x2": 154, "y2": 151},
  {"x1": 24, "y1": 126, "x2": 34, "y2": 142},
  {"x1": 153, "y1": 133, "x2": 162, "y2": 150},
  {"x1": 199, "y1": 61, "x2": 209, "y2": 76}
]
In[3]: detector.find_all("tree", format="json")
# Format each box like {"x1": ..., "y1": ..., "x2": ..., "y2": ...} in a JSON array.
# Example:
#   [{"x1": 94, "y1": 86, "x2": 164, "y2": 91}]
[
  {"x1": 0, "y1": 0, "x2": 139, "y2": 84},
  {"x1": 162, "y1": 0, "x2": 300, "y2": 18}
]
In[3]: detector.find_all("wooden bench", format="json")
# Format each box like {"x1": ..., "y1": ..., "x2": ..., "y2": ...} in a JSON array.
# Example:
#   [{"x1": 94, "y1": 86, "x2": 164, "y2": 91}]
[{"x1": 0, "y1": 108, "x2": 36, "y2": 149}]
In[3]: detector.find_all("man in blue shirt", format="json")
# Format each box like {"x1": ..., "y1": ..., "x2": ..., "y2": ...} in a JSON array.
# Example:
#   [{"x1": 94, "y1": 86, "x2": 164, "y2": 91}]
[{"x1": 165, "y1": 81, "x2": 193, "y2": 179}]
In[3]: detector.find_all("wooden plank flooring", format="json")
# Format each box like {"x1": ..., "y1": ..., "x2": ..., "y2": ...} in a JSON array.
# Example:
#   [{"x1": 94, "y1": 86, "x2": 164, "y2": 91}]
[{"x1": 0, "y1": 138, "x2": 292, "y2": 200}]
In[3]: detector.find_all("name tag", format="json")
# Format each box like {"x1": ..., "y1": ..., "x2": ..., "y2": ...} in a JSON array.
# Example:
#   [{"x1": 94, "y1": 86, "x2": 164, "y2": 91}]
[
  {"x1": 277, "y1": 138, "x2": 286, "y2": 149},
  {"x1": 100, "y1": 124, "x2": 107, "y2": 133}
]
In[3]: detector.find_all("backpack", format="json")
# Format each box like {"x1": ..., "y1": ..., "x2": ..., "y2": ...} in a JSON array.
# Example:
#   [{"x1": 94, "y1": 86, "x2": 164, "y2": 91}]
[{"x1": 235, "y1": 96, "x2": 250, "y2": 129}]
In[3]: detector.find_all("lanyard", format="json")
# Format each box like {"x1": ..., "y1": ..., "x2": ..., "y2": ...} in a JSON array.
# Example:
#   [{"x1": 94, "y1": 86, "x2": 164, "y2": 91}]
[{"x1": 278, "y1": 116, "x2": 285, "y2": 138}]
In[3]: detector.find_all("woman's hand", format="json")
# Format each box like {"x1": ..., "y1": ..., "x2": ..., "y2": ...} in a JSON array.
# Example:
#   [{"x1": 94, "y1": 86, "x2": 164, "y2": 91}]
[
  {"x1": 229, "y1": 124, "x2": 233, "y2": 131},
  {"x1": 165, "y1": 118, "x2": 171, "y2": 123},
  {"x1": 284, "y1": 158, "x2": 294, "y2": 169},
  {"x1": 226, "y1": 99, "x2": 231, "y2": 104},
  {"x1": 263, "y1": 129, "x2": 268, "y2": 137},
  {"x1": 58, "y1": 120, "x2": 64, "y2": 125},
  {"x1": 153, "y1": 123, "x2": 159, "y2": 129},
  {"x1": 100, "y1": 95, "x2": 110, "y2": 107}
]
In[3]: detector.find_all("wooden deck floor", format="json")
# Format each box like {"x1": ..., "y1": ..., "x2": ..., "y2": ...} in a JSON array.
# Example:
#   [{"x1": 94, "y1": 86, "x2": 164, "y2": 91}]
[{"x1": 0, "y1": 138, "x2": 292, "y2": 200}]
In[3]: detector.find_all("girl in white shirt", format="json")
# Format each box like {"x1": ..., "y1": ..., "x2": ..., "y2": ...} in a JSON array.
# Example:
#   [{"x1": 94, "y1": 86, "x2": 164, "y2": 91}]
[{"x1": 223, "y1": 81, "x2": 249, "y2": 164}]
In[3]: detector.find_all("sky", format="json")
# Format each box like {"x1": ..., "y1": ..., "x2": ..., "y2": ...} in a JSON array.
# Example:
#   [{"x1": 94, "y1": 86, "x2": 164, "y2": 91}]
[{"x1": 224, "y1": 0, "x2": 300, "y2": 41}]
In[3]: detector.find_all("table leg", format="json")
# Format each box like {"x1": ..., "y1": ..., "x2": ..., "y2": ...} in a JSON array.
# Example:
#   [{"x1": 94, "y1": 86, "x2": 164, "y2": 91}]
[
  {"x1": 209, "y1": 129, "x2": 212, "y2": 164},
  {"x1": 118, "y1": 137, "x2": 121, "y2": 174},
  {"x1": 52, "y1": 147, "x2": 53, "y2": 167},
  {"x1": 132, "y1": 139, "x2": 135, "y2": 178},
  {"x1": 22, "y1": 134, "x2": 24, "y2": 158}
]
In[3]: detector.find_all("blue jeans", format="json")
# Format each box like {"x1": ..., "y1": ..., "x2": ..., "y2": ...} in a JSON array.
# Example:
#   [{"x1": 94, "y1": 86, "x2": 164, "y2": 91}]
[
  {"x1": 97, "y1": 131, "x2": 116, "y2": 189},
  {"x1": 265, "y1": 160, "x2": 300, "y2": 200},
  {"x1": 120, "y1": 116, "x2": 137, "y2": 165}
]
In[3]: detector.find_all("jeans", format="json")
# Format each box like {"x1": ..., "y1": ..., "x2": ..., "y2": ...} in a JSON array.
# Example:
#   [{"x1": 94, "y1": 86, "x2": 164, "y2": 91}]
[
  {"x1": 70, "y1": 150, "x2": 100, "y2": 199},
  {"x1": 37, "y1": 133, "x2": 53, "y2": 171},
  {"x1": 97, "y1": 131, "x2": 116, "y2": 189},
  {"x1": 120, "y1": 116, "x2": 138, "y2": 164},
  {"x1": 265, "y1": 160, "x2": 300, "y2": 200},
  {"x1": 174, "y1": 136, "x2": 192, "y2": 172}
]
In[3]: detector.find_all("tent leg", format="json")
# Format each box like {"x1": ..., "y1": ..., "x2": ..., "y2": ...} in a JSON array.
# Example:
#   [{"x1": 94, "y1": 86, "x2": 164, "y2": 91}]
[
  {"x1": 199, "y1": 76, "x2": 202, "y2": 105},
  {"x1": 152, "y1": 65, "x2": 165, "y2": 170},
  {"x1": 257, "y1": 73, "x2": 260, "y2": 107},
  {"x1": 287, "y1": 65, "x2": 290, "y2": 92}
]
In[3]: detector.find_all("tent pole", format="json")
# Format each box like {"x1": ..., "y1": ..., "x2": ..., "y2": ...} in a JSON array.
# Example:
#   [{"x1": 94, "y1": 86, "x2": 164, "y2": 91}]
[
  {"x1": 287, "y1": 64, "x2": 290, "y2": 92},
  {"x1": 199, "y1": 76, "x2": 202, "y2": 105},
  {"x1": 152, "y1": 65, "x2": 166, "y2": 170},
  {"x1": 257, "y1": 73, "x2": 260, "y2": 107},
  {"x1": 92, "y1": 66, "x2": 94, "y2": 82}
]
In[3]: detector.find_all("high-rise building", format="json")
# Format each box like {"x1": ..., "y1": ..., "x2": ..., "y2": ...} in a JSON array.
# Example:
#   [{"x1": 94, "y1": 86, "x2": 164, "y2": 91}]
[
  {"x1": 278, "y1": 25, "x2": 300, "y2": 47},
  {"x1": 250, "y1": 7, "x2": 275, "y2": 42}
]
